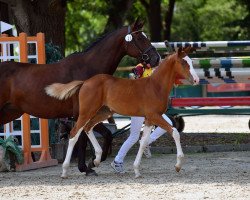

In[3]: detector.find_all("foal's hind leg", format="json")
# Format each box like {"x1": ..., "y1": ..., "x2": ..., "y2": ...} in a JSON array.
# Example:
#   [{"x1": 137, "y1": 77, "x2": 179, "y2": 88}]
[
  {"x1": 61, "y1": 112, "x2": 105, "y2": 178},
  {"x1": 149, "y1": 114, "x2": 184, "y2": 172},
  {"x1": 94, "y1": 123, "x2": 113, "y2": 162},
  {"x1": 86, "y1": 122, "x2": 113, "y2": 172},
  {"x1": 61, "y1": 125, "x2": 83, "y2": 178},
  {"x1": 84, "y1": 106, "x2": 113, "y2": 168}
]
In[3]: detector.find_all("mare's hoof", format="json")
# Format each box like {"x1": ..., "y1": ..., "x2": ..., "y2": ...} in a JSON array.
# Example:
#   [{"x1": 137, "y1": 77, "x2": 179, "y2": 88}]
[
  {"x1": 78, "y1": 167, "x2": 87, "y2": 173},
  {"x1": 86, "y1": 169, "x2": 98, "y2": 176},
  {"x1": 9, "y1": 168, "x2": 16, "y2": 172}
]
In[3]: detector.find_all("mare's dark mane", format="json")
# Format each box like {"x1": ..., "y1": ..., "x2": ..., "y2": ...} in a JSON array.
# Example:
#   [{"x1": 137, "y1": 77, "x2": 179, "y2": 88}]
[{"x1": 67, "y1": 28, "x2": 122, "y2": 57}]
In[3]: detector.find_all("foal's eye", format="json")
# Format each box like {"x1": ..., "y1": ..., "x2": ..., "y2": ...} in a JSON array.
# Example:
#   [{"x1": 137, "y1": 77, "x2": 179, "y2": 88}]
[
  {"x1": 181, "y1": 59, "x2": 186, "y2": 65},
  {"x1": 181, "y1": 59, "x2": 190, "y2": 69}
]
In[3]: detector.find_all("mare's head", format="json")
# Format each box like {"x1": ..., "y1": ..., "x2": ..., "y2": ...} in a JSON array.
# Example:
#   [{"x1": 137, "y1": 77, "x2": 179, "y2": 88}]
[
  {"x1": 124, "y1": 19, "x2": 160, "y2": 67},
  {"x1": 172, "y1": 46, "x2": 200, "y2": 85}
]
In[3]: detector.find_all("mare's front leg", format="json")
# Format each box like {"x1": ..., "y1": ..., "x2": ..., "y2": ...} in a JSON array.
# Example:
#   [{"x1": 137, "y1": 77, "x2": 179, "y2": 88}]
[
  {"x1": 77, "y1": 130, "x2": 98, "y2": 176},
  {"x1": 0, "y1": 104, "x2": 23, "y2": 125},
  {"x1": 77, "y1": 131, "x2": 88, "y2": 173},
  {"x1": 133, "y1": 124, "x2": 153, "y2": 178},
  {"x1": 150, "y1": 114, "x2": 184, "y2": 172}
]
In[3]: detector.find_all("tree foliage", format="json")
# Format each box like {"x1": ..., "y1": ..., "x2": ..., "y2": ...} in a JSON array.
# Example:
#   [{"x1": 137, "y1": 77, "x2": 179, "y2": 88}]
[
  {"x1": 65, "y1": 0, "x2": 134, "y2": 54},
  {"x1": 65, "y1": 0, "x2": 108, "y2": 54},
  {"x1": 171, "y1": 0, "x2": 248, "y2": 41},
  {"x1": 3, "y1": 0, "x2": 249, "y2": 54}
]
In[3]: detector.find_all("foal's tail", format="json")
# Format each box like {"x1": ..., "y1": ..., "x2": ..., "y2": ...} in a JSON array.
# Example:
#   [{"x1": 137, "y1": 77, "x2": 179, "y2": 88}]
[{"x1": 45, "y1": 80, "x2": 84, "y2": 100}]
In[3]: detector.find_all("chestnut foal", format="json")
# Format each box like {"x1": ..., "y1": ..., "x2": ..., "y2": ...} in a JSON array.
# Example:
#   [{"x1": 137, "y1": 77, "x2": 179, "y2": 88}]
[{"x1": 46, "y1": 46, "x2": 199, "y2": 178}]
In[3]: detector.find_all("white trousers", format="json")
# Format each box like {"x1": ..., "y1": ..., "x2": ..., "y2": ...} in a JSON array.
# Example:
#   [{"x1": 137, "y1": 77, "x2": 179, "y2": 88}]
[{"x1": 115, "y1": 114, "x2": 173, "y2": 163}]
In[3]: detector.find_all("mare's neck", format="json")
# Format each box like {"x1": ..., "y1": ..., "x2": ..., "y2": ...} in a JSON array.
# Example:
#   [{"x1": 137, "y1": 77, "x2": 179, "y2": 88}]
[
  {"x1": 69, "y1": 27, "x2": 127, "y2": 76},
  {"x1": 91, "y1": 30, "x2": 126, "y2": 74},
  {"x1": 150, "y1": 55, "x2": 176, "y2": 98}
]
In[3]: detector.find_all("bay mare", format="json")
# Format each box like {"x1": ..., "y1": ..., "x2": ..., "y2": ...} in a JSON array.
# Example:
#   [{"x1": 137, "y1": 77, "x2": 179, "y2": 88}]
[
  {"x1": 46, "y1": 46, "x2": 199, "y2": 178},
  {"x1": 0, "y1": 19, "x2": 160, "y2": 174}
]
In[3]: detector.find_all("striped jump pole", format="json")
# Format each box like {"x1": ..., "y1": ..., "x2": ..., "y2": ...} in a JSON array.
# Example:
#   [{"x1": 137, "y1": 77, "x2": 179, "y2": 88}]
[
  {"x1": 152, "y1": 40, "x2": 250, "y2": 52},
  {"x1": 192, "y1": 57, "x2": 250, "y2": 69},
  {"x1": 178, "y1": 68, "x2": 250, "y2": 85}
]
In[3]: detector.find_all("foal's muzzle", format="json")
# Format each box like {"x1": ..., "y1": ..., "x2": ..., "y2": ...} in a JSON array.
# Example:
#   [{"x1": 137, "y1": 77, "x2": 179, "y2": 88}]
[{"x1": 188, "y1": 75, "x2": 199, "y2": 85}]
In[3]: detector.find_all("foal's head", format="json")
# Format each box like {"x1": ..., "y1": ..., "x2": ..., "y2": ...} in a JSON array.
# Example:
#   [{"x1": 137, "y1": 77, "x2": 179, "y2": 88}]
[
  {"x1": 124, "y1": 19, "x2": 160, "y2": 67},
  {"x1": 172, "y1": 46, "x2": 200, "y2": 85}
]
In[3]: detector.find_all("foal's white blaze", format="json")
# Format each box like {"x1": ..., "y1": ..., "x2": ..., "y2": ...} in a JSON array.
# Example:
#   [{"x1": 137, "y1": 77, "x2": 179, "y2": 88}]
[{"x1": 183, "y1": 55, "x2": 200, "y2": 85}]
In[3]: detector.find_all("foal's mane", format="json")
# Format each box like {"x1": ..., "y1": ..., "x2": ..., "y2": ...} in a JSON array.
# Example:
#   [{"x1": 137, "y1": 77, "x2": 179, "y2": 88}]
[{"x1": 159, "y1": 52, "x2": 176, "y2": 66}]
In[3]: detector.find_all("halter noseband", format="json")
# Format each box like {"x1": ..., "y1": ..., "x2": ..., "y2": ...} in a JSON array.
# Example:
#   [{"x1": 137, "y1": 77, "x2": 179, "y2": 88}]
[{"x1": 125, "y1": 26, "x2": 156, "y2": 62}]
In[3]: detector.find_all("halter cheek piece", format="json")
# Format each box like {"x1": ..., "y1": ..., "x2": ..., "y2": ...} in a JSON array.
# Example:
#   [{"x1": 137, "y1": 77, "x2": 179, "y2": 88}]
[{"x1": 125, "y1": 26, "x2": 156, "y2": 62}]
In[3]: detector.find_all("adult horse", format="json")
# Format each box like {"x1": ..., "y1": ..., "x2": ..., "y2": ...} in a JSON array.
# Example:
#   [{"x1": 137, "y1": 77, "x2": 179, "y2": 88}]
[
  {"x1": 46, "y1": 46, "x2": 199, "y2": 178},
  {"x1": 0, "y1": 19, "x2": 160, "y2": 174}
]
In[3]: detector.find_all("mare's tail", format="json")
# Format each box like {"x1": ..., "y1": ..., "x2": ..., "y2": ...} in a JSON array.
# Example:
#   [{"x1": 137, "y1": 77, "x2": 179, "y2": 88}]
[{"x1": 45, "y1": 80, "x2": 84, "y2": 100}]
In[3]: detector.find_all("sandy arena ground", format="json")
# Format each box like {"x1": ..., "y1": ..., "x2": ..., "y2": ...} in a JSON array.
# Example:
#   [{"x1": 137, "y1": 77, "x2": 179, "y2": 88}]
[
  {"x1": 183, "y1": 115, "x2": 250, "y2": 133},
  {"x1": 0, "y1": 151, "x2": 249, "y2": 200},
  {"x1": 116, "y1": 115, "x2": 250, "y2": 133},
  {"x1": 0, "y1": 115, "x2": 249, "y2": 200}
]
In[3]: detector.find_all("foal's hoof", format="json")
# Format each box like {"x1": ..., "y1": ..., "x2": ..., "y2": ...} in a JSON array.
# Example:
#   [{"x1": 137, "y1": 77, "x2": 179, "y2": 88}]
[
  {"x1": 61, "y1": 174, "x2": 69, "y2": 179},
  {"x1": 93, "y1": 160, "x2": 100, "y2": 167},
  {"x1": 134, "y1": 168, "x2": 141, "y2": 178},
  {"x1": 175, "y1": 155, "x2": 185, "y2": 172},
  {"x1": 135, "y1": 173, "x2": 142, "y2": 179},
  {"x1": 175, "y1": 165, "x2": 181, "y2": 172},
  {"x1": 86, "y1": 169, "x2": 98, "y2": 176}
]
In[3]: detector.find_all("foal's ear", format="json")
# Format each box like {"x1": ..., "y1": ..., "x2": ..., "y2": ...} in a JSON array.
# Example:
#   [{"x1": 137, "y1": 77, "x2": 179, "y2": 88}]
[
  {"x1": 183, "y1": 45, "x2": 192, "y2": 54},
  {"x1": 177, "y1": 47, "x2": 184, "y2": 58},
  {"x1": 132, "y1": 18, "x2": 144, "y2": 31}
]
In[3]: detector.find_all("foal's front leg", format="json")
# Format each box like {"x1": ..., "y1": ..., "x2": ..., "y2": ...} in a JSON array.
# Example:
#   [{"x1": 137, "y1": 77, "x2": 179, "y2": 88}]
[
  {"x1": 133, "y1": 125, "x2": 153, "y2": 178},
  {"x1": 172, "y1": 128, "x2": 184, "y2": 172},
  {"x1": 151, "y1": 115, "x2": 184, "y2": 172}
]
